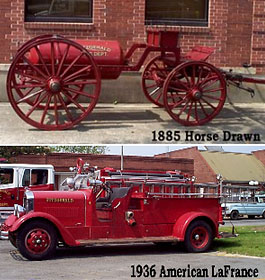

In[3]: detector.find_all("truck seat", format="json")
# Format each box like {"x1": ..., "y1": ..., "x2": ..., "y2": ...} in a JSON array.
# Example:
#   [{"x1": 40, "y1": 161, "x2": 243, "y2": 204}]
[{"x1": 96, "y1": 187, "x2": 131, "y2": 209}]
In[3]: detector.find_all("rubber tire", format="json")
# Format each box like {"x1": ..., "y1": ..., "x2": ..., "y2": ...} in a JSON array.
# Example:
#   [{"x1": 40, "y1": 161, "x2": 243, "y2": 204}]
[
  {"x1": 230, "y1": 211, "x2": 239, "y2": 220},
  {"x1": 262, "y1": 212, "x2": 265, "y2": 219},
  {"x1": 184, "y1": 220, "x2": 213, "y2": 253},
  {"x1": 16, "y1": 221, "x2": 57, "y2": 261},
  {"x1": 8, "y1": 232, "x2": 17, "y2": 248}
]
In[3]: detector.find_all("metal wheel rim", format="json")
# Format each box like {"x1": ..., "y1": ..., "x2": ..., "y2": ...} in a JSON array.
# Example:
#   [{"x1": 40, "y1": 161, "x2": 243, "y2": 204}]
[
  {"x1": 190, "y1": 226, "x2": 209, "y2": 249},
  {"x1": 7, "y1": 36, "x2": 101, "y2": 130},
  {"x1": 25, "y1": 228, "x2": 51, "y2": 254},
  {"x1": 163, "y1": 61, "x2": 227, "y2": 126},
  {"x1": 142, "y1": 55, "x2": 174, "y2": 107}
]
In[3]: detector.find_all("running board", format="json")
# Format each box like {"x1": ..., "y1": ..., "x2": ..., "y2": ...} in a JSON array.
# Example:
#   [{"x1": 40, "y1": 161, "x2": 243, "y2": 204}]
[{"x1": 77, "y1": 236, "x2": 180, "y2": 246}]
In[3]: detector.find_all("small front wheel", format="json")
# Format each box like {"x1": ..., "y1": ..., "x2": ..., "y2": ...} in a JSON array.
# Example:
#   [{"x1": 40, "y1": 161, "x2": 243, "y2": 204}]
[
  {"x1": 184, "y1": 220, "x2": 213, "y2": 253},
  {"x1": 16, "y1": 221, "x2": 57, "y2": 260}
]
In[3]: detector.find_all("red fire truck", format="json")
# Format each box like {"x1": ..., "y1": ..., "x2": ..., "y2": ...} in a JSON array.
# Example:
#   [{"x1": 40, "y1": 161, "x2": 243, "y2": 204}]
[
  {"x1": 1, "y1": 160, "x2": 224, "y2": 260},
  {"x1": 0, "y1": 164, "x2": 55, "y2": 218}
]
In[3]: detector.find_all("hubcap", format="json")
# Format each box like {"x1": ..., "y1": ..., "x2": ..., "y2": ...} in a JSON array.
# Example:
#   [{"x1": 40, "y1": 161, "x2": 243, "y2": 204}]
[
  {"x1": 191, "y1": 89, "x2": 202, "y2": 100},
  {"x1": 48, "y1": 78, "x2": 61, "y2": 93},
  {"x1": 26, "y1": 229, "x2": 50, "y2": 254}
]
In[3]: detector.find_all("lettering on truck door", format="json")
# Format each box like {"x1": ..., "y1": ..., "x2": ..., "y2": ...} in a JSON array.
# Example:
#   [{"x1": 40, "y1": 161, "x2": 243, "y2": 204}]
[{"x1": 0, "y1": 167, "x2": 17, "y2": 207}]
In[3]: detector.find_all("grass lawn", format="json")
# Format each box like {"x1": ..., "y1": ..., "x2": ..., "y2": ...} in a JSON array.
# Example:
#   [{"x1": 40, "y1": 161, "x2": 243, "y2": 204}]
[{"x1": 213, "y1": 226, "x2": 265, "y2": 257}]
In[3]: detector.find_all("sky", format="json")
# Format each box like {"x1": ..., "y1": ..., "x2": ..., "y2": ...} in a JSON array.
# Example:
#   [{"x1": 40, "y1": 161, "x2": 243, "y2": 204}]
[{"x1": 105, "y1": 145, "x2": 265, "y2": 157}]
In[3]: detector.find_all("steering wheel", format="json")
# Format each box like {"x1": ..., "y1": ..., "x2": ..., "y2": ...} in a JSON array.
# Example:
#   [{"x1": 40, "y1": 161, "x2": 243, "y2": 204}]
[
  {"x1": 96, "y1": 183, "x2": 113, "y2": 199},
  {"x1": 76, "y1": 158, "x2": 84, "y2": 174}
]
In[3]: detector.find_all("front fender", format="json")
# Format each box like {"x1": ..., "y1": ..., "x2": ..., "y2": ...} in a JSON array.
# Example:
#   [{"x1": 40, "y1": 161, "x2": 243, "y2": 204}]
[
  {"x1": 9, "y1": 212, "x2": 78, "y2": 246},
  {"x1": 172, "y1": 212, "x2": 217, "y2": 241}
]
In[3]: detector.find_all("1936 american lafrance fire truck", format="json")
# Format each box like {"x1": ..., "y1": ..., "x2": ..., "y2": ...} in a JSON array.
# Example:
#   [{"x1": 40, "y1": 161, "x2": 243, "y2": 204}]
[{"x1": 1, "y1": 159, "x2": 224, "y2": 260}]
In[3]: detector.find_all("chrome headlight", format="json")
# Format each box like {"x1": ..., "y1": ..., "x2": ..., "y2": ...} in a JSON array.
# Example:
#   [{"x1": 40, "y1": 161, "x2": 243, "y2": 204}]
[
  {"x1": 14, "y1": 204, "x2": 26, "y2": 218},
  {"x1": 23, "y1": 191, "x2": 34, "y2": 213}
]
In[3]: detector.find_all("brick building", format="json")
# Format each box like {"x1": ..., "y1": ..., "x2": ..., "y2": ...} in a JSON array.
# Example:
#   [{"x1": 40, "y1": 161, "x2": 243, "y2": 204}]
[
  {"x1": 155, "y1": 147, "x2": 265, "y2": 186},
  {"x1": 0, "y1": 0, "x2": 265, "y2": 73},
  {"x1": 11, "y1": 152, "x2": 194, "y2": 187}
]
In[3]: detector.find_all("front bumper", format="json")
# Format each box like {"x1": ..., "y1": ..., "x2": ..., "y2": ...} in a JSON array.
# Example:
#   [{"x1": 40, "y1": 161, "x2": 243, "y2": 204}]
[{"x1": 0, "y1": 223, "x2": 9, "y2": 240}]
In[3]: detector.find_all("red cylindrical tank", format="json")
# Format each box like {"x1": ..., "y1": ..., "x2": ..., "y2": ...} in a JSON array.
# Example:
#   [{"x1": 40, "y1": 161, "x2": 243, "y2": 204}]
[{"x1": 28, "y1": 40, "x2": 124, "y2": 79}]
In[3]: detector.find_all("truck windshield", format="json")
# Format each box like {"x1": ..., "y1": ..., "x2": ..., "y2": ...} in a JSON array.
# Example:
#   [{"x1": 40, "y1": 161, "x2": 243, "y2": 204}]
[
  {"x1": 22, "y1": 169, "x2": 48, "y2": 186},
  {"x1": 0, "y1": 168, "x2": 14, "y2": 186}
]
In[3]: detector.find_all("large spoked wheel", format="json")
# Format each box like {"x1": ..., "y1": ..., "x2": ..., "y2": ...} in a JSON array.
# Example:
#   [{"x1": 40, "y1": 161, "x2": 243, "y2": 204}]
[
  {"x1": 184, "y1": 220, "x2": 213, "y2": 253},
  {"x1": 16, "y1": 221, "x2": 57, "y2": 260},
  {"x1": 163, "y1": 61, "x2": 227, "y2": 126},
  {"x1": 7, "y1": 36, "x2": 101, "y2": 130},
  {"x1": 142, "y1": 55, "x2": 175, "y2": 107}
]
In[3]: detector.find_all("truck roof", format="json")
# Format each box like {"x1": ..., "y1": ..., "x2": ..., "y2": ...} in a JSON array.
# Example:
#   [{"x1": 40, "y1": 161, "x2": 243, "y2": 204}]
[{"x1": 0, "y1": 163, "x2": 54, "y2": 169}]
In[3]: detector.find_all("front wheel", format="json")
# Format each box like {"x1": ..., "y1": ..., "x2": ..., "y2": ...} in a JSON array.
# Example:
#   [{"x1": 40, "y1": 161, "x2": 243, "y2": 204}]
[
  {"x1": 184, "y1": 220, "x2": 213, "y2": 253},
  {"x1": 230, "y1": 210, "x2": 239, "y2": 220},
  {"x1": 16, "y1": 221, "x2": 57, "y2": 260}
]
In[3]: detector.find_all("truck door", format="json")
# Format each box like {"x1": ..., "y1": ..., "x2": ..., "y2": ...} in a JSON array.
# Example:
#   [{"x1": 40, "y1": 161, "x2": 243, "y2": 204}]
[
  {"x1": 0, "y1": 167, "x2": 18, "y2": 207},
  {"x1": 21, "y1": 168, "x2": 52, "y2": 192}
]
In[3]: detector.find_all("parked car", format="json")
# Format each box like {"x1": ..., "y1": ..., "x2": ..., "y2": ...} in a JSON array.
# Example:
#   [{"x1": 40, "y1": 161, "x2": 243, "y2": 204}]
[{"x1": 222, "y1": 195, "x2": 265, "y2": 220}]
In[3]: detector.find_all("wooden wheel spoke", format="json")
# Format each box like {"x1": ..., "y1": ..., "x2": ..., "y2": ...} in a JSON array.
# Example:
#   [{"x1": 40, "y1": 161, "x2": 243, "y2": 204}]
[
  {"x1": 203, "y1": 87, "x2": 224, "y2": 94},
  {"x1": 155, "y1": 90, "x2": 163, "y2": 103},
  {"x1": 169, "y1": 95, "x2": 189, "y2": 110},
  {"x1": 194, "y1": 102, "x2": 199, "y2": 122},
  {"x1": 186, "y1": 101, "x2": 194, "y2": 121},
  {"x1": 168, "y1": 85, "x2": 187, "y2": 92},
  {"x1": 198, "y1": 100, "x2": 209, "y2": 117},
  {"x1": 25, "y1": 92, "x2": 49, "y2": 118},
  {"x1": 22, "y1": 55, "x2": 48, "y2": 80},
  {"x1": 64, "y1": 65, "x2": 92, "y2": 83},
  {"x1": 56, "y1": 44, "x2": 70, "y2": 76},
  {"x1": 17, "y1": 88, "x2": 46, "y2": 104},
  {"x1": 64, "y1": 79, "x2": 97, "y2": 86},
  {"x1": 50, "y1": 42, "x2": 55, "y2": 76},
  {"x1": 14, "y1": 72, "x2": 45, "y2": 83},
  {"x1": 200, "y1": 75, "x2": 219, "y2": 89},
  {"x1": 201, "y1": 97, "x2": 217, "y2": 110},
  {"x1": 57, "y1": 93, "x2": 74, "y2": 122},
  {"x1": 149, "y1": 87, "x2": 161, "y2": 97},
  {"x1": 40, "y1": 95, "x2": 52, "y2": 124},
  {"x1": 196, "y1": 67, "x2": 203, "y2": 86},
  {"x1": 145, "y1": 83, "x2": 157, "y2": 90},
  {"x1": 62, "y1": 90, "x2": 86, "y2": 112},
  {"x1": 53, "y1": 94, "x2": 59, "y2": 125},
  {"x1": 183, "y1": 68, "x2": 191, "y2": 87},
  {"x1": 34, "y1": 46, "x2": 51, "y2": 76},
  {"x1": 176, "y1": 99, "x2": 190, "y2": 116},
  {"x1": 61, "y1": 52, "x2": 84, "y2": 78},
  {"x1": 64, "y1": 86, "x2": 96, "y2": 99},
  {"x1": 14, "y1": 83, "x2": 45, "y2": 89},
  {"x1": 203, "y1": 94, "x2": 222, "y2": 101}
]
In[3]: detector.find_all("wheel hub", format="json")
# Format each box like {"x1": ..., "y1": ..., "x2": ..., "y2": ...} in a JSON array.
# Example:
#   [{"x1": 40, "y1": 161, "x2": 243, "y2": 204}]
[
  {"x1": 48, "y1": 78, "x2": 61, "y2": 93},
  {"x1": 191, "y1": 89, "x2": 202, "y2": 100},
  {"x1": 194, "y1": 234, "x2": 200, "y2": 241}
]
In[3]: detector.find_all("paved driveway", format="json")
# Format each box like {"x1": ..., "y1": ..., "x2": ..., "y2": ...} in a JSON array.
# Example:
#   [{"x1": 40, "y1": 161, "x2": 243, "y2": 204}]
[
  {"x1": 0, "y1": 103, "x2": 264, "y2": 144},
  {"x1": 1, "y1": 240, "x2": 265, "y2": 280}
]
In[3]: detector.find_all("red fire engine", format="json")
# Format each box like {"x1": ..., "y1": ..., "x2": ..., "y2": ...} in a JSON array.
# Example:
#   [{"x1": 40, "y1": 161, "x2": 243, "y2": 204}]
[
  {"x1": 0, "y1": 164, "x2": 55, "y2": 217},
  {"x1": 1, "y1": 159, "x2": 224, "y2": 260}
]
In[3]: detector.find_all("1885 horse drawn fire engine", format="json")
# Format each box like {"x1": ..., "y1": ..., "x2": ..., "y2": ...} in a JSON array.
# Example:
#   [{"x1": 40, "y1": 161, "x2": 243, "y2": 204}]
[
  {"x1": 7, "y1": 30, "x2": 262, "y2": 130},
  {"x1": 1, "y1": 159, "x2": 226, "y2": 260}
]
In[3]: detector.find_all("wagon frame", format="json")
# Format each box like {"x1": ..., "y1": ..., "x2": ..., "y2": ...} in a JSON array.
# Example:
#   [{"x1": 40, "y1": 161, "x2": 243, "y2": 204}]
[{"x1": 6, "y1": 30, "x2": 262, "y2": 130}]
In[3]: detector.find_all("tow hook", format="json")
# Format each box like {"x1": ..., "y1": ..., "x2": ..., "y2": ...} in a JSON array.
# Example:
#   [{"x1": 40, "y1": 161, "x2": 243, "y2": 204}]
[{"x1": 125, "y1": 211, "x2": 136, "y2": 226}]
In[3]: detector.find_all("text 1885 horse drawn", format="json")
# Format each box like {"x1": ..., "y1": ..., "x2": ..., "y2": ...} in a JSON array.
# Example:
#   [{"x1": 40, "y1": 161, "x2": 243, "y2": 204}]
[{"x1": 6, "y1": 31, "x2": 261, "y2": 130}]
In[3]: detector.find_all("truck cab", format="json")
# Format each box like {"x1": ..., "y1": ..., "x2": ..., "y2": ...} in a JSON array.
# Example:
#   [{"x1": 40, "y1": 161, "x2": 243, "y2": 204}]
[
  {"x1": 1, "y1": 161, "x2": 223, "y2": 260},
  {"x1": 0, "y1": 164, "x2": 55, "y2": 217}
]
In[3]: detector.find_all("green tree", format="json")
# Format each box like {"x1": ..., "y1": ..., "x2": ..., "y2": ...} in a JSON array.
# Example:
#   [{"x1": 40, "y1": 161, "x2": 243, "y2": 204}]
[
  {"x1": 0, "y1": 146, "x2": 107, "y2": 161},
  {"x1": 0, "y1": 146, "x2": 50, "y2": 160},
  {"x1": 48, "y1": 146, "x2": 107, "y2": 154}
]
